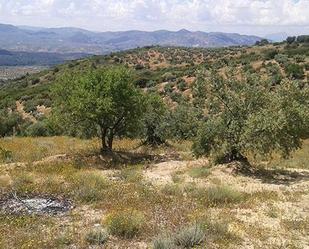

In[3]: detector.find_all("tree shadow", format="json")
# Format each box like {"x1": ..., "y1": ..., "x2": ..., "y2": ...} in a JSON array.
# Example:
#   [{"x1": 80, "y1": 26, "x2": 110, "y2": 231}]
[
  {"x1": 74, "y1": 149, "x2": 181, "y2": 169},
  {"x1": 232, "y1": 161, "x2": 309, "y2": 185}
]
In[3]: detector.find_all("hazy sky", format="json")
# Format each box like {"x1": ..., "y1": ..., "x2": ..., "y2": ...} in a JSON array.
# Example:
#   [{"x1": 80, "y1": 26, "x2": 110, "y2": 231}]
[{"x1": 0, "y1": 0, "x2": 309, "y2": 36}]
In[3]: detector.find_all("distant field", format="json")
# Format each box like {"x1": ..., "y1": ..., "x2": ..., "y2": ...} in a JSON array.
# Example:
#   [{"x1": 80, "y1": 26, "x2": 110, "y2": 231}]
[{"x1": 0, "y1": 66, "x2": 47, "y2": 81}]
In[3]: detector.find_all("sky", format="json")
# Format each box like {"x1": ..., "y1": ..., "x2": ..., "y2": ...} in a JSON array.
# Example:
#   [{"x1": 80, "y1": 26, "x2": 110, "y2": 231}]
[{"x1": 0, "y1": 0, "x2": 309, "y2": 36}]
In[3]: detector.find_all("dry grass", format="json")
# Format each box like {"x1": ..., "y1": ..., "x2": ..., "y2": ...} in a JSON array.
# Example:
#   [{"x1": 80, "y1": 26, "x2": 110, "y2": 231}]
[
  {"x1": 0, "y1": 137, "x2": 308, "y2": 248},
  {"x1": 0, "y1": 137, "x2": 142, "y2": 163},
  {"x1": 269, "y1": 140, "x2": 309, "y2": 169}
]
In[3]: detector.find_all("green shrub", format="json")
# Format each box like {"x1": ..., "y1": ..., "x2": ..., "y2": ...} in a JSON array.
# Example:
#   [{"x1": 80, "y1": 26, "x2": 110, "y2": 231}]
[
  {"x1": 104, "y1": 209, "x2": 145, "y2": 239},
  {"x1": 25, "y1": 121, "x2": 51, "y2": 137},
  {"x1": 274, "y1": 54, "x2": 289, "y2": 65},
  {"x1": 72, "y1": 172, "x2": 108, "y2": 203},
  {"x1": 85, "y1": 228, "x2": 109, "y2": 245},
  {"x1": 177, "y1": 80, "x2": 187, "y2": 91},
  {"x1": 264, "y1": 49, "x2": 278, "y2": 60},
  {"x1": 0, "y1": 147, "x2": 13, "y2": 163},
  {"x1": 164, "y1": 83, "x2": 173, "y2": 93},
  {"x1": 204, "y1": 185, "x2": 244, "y2": 206},
  {"x1": 285, "y1": 63, "x2": 305, "y2": 79},
  {"x1": 174, "y1": 224, "x2": 204, "y2": 248}
]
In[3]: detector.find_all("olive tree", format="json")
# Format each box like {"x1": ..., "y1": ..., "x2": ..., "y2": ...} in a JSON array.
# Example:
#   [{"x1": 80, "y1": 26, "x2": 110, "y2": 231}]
[
  {"x1": 142, "y1": 93, "x2": 168, "y2": 145},
  {"x1": 52, "y1": 67, "x2": 145, "y2": 152},
  {"x1": 193, "y1": 72, "x2": 309, "y2": 163}
]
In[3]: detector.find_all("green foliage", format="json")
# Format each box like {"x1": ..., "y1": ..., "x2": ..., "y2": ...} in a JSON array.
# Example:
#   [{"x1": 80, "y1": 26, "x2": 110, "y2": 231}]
[
  {"x1": 0, "y1": 110, "x2": 23, "y2": 137},
  {"x1": 169, "y1": 103, "x2": 201, "y2": 140},
  {"x1": 52, "y1": 67, "x2": 145, "y2": 151},
  {"x1": 193, "y1": 72, "x2": 309, "y2": 162},
  {"x1": 286, "y1": 36, "x2": 296, "y2": 44},
  {"x1": 264, "y1": 49, "x2": 278, "y2": 60},
  {"x1": 104, "y1": 209, "x2": 145, "y2": 239},
  {"x1": 274, "y1": 54, "x2": 289, "y2": 65},
  {"x1": 285, "y1": 63, "x2": 305, "y2": 79},
  {"x1": 256, "y1": 39, "x2": 269, "y2": 46},
  {"x1": 142, "y1": 93, "x2": 168, "y2": 145},
  {"x1": 24, "y1": 120, "x2": 53, "y2": 137},
  {"x1": 296, "y1": 35, "x2": 309, "y2": 43}
]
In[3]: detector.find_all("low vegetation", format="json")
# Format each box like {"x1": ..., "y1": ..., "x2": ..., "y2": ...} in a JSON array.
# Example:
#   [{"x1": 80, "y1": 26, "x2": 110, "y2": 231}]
[{"x1": 104, "y1": 209, "x2": 145, "y2": 239}]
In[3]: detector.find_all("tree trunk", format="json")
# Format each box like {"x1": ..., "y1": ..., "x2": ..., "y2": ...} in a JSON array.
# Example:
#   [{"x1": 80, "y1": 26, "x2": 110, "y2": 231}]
[
  {"x1": 107, "y1": 130, "x2": 114, "y2": 151},
  {"x1": 229, "y1": 148, "x2": 248, "y2": 163},
  {"x1": 145, "y1": 126, "x2": 165, "y2": 146},
  {"x1": 101, "y1": 127, "x2": 109, "y2": 153}
]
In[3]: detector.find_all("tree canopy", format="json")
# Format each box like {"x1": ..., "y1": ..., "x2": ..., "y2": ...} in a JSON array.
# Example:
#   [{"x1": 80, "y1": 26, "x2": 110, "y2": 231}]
[
  {"x1": 52, "y1": 66, "x2": 145, "y2": 152},
  {"x1": 193, "y1": 71, "x2": 309, "y2": 163}
]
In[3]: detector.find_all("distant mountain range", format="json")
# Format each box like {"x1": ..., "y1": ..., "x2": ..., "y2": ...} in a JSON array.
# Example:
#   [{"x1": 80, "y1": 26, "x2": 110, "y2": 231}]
[{"x1": 0, "y1": 23, "x2": 263, "y2": 55}]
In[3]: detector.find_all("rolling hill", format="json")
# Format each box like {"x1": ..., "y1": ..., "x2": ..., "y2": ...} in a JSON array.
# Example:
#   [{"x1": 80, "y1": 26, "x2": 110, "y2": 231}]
[
  {"x1": 0, "y1": 23, "x2": 263, "y2": 54},
  {"x1": 0, "y1": 41, "x2": 308, "y2": 129},
  {"x1": 0, "y1": 48, "x2": 91, "y2": 66}
]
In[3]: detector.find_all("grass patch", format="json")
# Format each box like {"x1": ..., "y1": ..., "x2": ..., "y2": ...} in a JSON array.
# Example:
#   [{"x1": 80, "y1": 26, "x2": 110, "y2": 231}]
[
  {"x1": 188, "y1": 167, "x2": 211, "y2": 178},
  {"x1": 104, "y1": 209, "x2": 145, "y2": 239},
  {"x1": 204, "y1": 185, "x2": 245, "y2": 206},
  {"x1": 188, "y1": 185, "x2": 246, "y2": 207},
  {"x1": 85, "y1": 228, "x2": 109, "y2": 245},
  {"x1": 161, "y1": 184, "x2": 183, "y2": 196},
  {"x1": 115, "y1": 165, "x2": 143, "y2": 182},
  {"x1": 71, "y1": 171, "x2": 109, "y2": 203},
  {"x1": 12, "y1": 173, "x2": 37, "y2": 194}
]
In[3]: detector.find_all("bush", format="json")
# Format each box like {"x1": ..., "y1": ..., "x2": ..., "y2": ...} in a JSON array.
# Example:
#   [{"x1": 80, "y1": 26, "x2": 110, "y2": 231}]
[
  {"x1": 285, "y1": 63, "x2": 305, "y2": 79},
  {"x1": 25, "y1": 121, "x2": 51, "y2": 137},
  {"x1": 85, "y1": 228, "x2": 109, "y2": 245},
  {"x1": 274, "y1": 54, "x2": 289, "y2": 65},
  {"x1": 204, "y1": 185, "x2": 244, "y2": 206},
  {"x1": 153, "y1": 236, "x2": 174, "y2": 249},
  {"x1": 0, "y1": 147, "x2": 13, "y2": 163},
  {"x1": 104, "y1": 209, "x2": 145, "y2": 239},
  {"x1": 264, "y1": 49, "x2": 278, "y2": 60},
  {"x1": 72, "y1": 172, "x2": 108, "y2": 203},
  {"x1": 164, "y1": 83, "x2": 173, "y2": 93},
  {"x1": 177, "y1": 80, "x2": 187, "y2": 91},
  {"x1": 174, "y1": 224, "x2": 204, "y2": 248}
]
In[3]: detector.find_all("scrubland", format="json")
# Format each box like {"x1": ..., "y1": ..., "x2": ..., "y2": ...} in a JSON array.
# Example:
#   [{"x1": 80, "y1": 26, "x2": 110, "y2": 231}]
[{"x1": 1, "y1": 137, "x2": 308, "y2": 249}]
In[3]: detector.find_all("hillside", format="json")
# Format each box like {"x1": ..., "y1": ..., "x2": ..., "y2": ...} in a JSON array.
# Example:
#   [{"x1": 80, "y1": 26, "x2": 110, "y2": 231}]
[
  {"x1": 0, "y1": 48, "x2": 91, "y2": 67},
  {"x1": 0, "y1": 38, "x2": 309, "y2": 249},
  {"x1": 0, "y1": 23, "x2": 263, "y2": 54}
]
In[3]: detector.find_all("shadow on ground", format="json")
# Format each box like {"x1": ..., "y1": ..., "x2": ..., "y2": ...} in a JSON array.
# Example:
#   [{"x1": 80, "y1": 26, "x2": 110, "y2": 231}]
[
  {"x1": 232, "y1": 161, "x2": 309, "y2": 185},
  {"x1": 73, "y1": 149, "x2": 182, "y2": 169}
]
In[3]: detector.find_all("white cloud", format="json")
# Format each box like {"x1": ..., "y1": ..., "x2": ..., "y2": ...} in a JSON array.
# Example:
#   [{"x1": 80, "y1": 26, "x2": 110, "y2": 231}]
[{"x1": 0, "y1": 0, "x2": 308, "y2": 35}]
